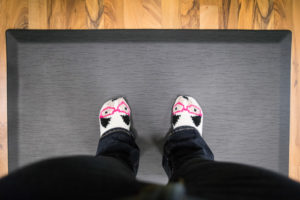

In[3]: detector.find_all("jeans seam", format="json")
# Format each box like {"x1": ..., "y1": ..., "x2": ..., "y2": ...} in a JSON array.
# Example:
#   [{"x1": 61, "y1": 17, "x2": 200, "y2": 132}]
[
  {"x1": 100, "y1": 128, "x2": 131, "y2": 139},
  {"x1": 172, "y1": 126, "x2": 198, "y2": 136}
]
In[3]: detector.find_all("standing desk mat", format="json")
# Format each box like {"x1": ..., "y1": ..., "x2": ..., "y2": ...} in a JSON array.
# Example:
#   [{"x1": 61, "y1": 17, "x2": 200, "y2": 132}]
[{"x1": 6, "y1": 30, "x2": 291, "y2": 183}]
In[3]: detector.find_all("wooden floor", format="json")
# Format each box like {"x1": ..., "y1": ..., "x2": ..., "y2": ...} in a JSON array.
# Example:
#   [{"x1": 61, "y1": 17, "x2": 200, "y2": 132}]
[{"x1": 0, "y1": 0, "x2": 300, "y2": 181}]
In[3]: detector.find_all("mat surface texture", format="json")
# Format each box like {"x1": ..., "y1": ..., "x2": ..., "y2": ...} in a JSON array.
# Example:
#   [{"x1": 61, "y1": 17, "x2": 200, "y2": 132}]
[{"x1": 7, "y1": 30, "x2": 291, "y2": 183}]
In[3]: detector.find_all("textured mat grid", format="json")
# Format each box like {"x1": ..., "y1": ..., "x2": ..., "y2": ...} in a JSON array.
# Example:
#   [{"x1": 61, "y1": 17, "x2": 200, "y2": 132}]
[{"x1": 7, "y1": 30, "x2": 291, "y2": 183}]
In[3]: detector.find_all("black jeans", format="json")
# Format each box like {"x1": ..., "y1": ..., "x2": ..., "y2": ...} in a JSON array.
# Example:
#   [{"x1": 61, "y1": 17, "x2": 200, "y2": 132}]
[{"x1": 0, "y1": 127, "x2": 300, "y2": 199}]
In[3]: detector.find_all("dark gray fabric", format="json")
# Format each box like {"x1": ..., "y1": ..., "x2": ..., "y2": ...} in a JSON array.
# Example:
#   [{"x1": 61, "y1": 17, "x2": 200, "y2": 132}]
[{"x1": 6, "y1": 30, "x2": 291, "y2": 184}]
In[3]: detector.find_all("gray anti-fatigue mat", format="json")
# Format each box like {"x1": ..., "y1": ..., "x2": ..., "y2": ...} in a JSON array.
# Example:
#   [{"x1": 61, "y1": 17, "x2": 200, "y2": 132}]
[{"x1": 6, "y1": 30, "x2": 291, "y2": 184}]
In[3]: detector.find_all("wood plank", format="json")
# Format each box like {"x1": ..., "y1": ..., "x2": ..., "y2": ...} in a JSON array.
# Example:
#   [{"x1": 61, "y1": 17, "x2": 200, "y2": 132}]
[
  {"x1": 289, "y1": 0, "x2": 300, "y2": 181},
  {"x1": 124, "y1": 0, "x2": 161, "y2": 28},
  {"x1": 0, "y1": 0, "x2": 7, "y2": 178},
  {"x1": 238, "y1": 1, "x2": 256, "y2": 29},
  {"x1": 274, "y1": 0, "x2": 293, "y2": 30},
  {"x1": 47, "y1": 0, "x2": 68, "y2": 29},
  {"x1": 225, "y1": 0, "x2": 240, "y2": 29},
  {"x1": 85, "y1": 0, "x2": 104, "y2": 29},
  {"x1": 103, "y1": 0, "x2": 124, "y2": 28},
  {"x1": 199, "y1": 0, "x2": 219, "y2": 29},
  {"x1": 47, "y1": 0, "x2": 100, "y2": 29},
  {"x1": 180, "y1": 0, "x2": 200, "y2": 28},
  {"x1": 162, "y1": 0, "x2": 180, "y2": 28},
  {"x1": 65, "y1": 0, "x2": 88, "y2": 29},
  {"x1": 0, "y1": 0, "x2": 28, "y2": 177},
  {"x1": 254, "y1": 0, "x2": 274, "y2": 29},
  {"x1": 28, "y1": 0, "x2": 48, "y2": 29}
]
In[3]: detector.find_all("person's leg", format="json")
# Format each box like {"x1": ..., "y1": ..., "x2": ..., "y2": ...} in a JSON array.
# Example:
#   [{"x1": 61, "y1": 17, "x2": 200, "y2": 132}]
[
  {"x1": 163, "y1": 95, "x2": 212, "y2": 178},
  {"x1": 162, "y1": 126, "x2": 213, "y2": 178},
  {"x1": 96, "y1": 128, "x2": 140, "y2": 176},
  {"x1": 163, "y1": 96, "x2": 300, "y2": 200},
  {"x1": 97, "y1": 97, "x2": 140, "y2": 175},
  {"x1": 0, "y1": 97, "x2": 142, "y2": 199},
  {"x1": 0, "y1": 155, "x2": 143, "y2": 199},
  {"x1": 164, "y1": 127, "x2": 300, "y2": 200}
]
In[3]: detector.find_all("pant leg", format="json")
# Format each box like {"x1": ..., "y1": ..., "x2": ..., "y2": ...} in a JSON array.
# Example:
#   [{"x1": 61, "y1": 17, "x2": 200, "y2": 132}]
[
  {"x1": 162, "y1": 126, "x2": 214, "y2": 178},
  {"x1": 96, "y1": 128, "x2": 140, "y2": 176},
  {"x1": 163, "y1": 126, "x2": 300, "y2": 200},
  {"x1": 0, "y1": 129, "x2": 142, "y2": 199}
]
